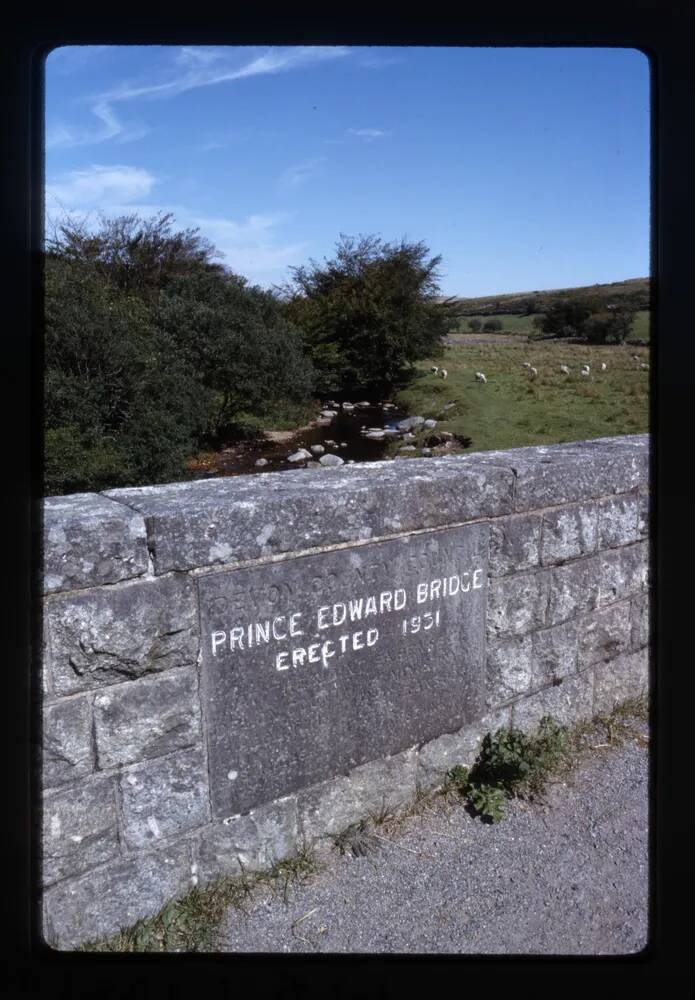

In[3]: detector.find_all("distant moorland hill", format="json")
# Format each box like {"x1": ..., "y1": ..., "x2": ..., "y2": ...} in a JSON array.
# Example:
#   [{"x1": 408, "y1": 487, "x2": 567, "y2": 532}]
[{"x1": 445, "y1": 277, "x2": 650, "y2": 316}]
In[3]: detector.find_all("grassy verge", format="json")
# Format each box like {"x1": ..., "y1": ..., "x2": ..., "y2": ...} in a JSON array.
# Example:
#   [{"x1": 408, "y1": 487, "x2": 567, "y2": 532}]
[
  {"x1": 393, "y1": 338, "x2": 649, "y2": 454},
  {"x1": 78, "y1": 848, "x2": 320, "y2": 954}
]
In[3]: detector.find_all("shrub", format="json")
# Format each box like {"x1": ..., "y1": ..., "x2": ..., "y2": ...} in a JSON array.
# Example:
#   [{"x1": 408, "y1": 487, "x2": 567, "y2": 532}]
[
  {"x1": 584, "y1": 307, "x2": 635, "y2": 344},
  {"x1": 482, "y1": 318, "x2": 503, "y2": 332},
  {"x1": 281, "y1": 234, "x2": 460, "y2": 396},
  {"x1": 445, "y1": 716, "x2": 571, "y2": 823},
  {"x1": 44, "y1": 213, "x2": 317, "y2": 494},
  {"x1": 153, "y1": 271, "x2": 315, "y2": 440},
  {"x1": 532, "y1": 295, "x2": 634, "y2": 343},
  {"x1": 468, "y1": 318, "x2": 482, "y2": 332}
]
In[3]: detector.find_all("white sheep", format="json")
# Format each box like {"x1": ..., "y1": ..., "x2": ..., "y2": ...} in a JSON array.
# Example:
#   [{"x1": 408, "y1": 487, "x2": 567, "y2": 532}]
[
  {"x1": 431, "y1": 366, "x2": 439, "y2": 374},
  {"x1": 600, "y1": 362, "x2": 607, "y2": 371},
  {"x1": 640, "y1": 363, "x2": 649, "y2": 371},
  {"x1": 521, "y1": 362, "x2": 532, "y2": 369},
  {"x1": 559, "y1": 365, "x2": 570, "y2": 375},
  {"x1": 581, "y1": 364, "x2": 590, "y2": 373},
  {"x1": 580, "y1": 369, "x2": 590, "y2": 377},
  {"x1": 528, "y1": 366, "x2": 538, "y2": 377},
  {"x1": 439, "y1": 369, "x2": 448, "y2": 379},
  {"x1": 475, "y1": 372, "x2": 487, "y2": 383}
]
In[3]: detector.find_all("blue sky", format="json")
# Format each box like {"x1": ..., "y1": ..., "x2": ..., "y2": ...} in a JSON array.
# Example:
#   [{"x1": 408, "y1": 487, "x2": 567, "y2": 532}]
[{"x1": 45, "y1": 45, "x2": 650, "y2": 297}]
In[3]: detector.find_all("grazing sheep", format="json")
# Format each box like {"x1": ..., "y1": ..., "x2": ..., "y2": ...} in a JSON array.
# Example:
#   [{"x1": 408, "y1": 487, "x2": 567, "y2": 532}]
[
  {"x1": 580, "y1": 369, "x2": 590, "y2": 377},
  {"x1": 439, "y1": 369, "x2": 448, "y2": 379},
  {"x1": 632, "y1": 354, "x2": 640, "y2": 362},
  {"x1": 640, "y1": 363, "x2": 649, "y2": 371},
  {"x1": 475, "y1": 372, "x2": 487, "y2": 383},
  {"x1": 581, "y1": 364, "x2": 590, "y2": 373},
  {"x1": 528, "y1": 366, "x2": 538, "y2": 377},
  {"x1": 521, "y1": 362, "x2": 532, "y2": 369},
  {"x1": 600, "y1": 362, "x2": 607, "y2": 371},
  {"x1": 559, "y1": 365, "x2": 570, "y2": 375},
  {"x1": 431, "y1": 366, "x2": 439, "y2": 374}
]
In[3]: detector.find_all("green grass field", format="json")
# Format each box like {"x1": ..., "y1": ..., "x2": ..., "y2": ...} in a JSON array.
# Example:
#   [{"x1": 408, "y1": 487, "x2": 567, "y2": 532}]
[
  {"x1": 453, "y1": 309, "x2": 651, "y2": 341},
  {"x1": 392, "y1": 339, "x2": 650, "y2": 455}
]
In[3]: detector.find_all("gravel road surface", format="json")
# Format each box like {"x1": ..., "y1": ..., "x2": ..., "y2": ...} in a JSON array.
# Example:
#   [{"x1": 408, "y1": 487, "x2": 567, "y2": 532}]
[{"x1": 219, "y1": 730, "x2": 649, "y2": 955}]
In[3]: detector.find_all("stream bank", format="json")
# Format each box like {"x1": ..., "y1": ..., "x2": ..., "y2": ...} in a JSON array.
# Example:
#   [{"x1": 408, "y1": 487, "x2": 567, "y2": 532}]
[{"x1": 185, "y1": 398, "x2": 471, "y2": 479}]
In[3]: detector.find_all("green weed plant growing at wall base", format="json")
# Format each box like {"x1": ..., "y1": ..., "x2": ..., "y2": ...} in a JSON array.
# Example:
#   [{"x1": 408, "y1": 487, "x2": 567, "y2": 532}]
[{"x1": 445, "y1": 717, "x2": 573, "y2": 823}]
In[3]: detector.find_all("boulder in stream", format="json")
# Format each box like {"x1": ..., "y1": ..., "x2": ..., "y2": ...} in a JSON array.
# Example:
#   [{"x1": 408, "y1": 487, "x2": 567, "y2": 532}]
[
  {"x1": 397, "y1": 415, "x2": 425, "y2": 431},
  {"x1": 287, "y1": 449, "x2": 311, "y2": 462}
]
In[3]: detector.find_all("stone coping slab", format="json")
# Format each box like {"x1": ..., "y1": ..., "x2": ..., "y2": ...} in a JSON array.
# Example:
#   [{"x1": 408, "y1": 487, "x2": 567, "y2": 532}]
[
  {"x1": 41, "y1": 435, "x2": 649, "y2": 589},
  {"x1": 43, "y1": 493, "x2": 149, "y2": 594}
]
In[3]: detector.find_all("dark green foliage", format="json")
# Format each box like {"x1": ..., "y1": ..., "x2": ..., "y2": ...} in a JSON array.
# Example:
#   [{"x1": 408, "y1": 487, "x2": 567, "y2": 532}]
[
  {"x1": 44, "y1": 257, "x2": 209, "y2": 494},
  {"x1": 445, "y1": 716, "x2": 571, "y2": 823},
  {"x1": 521, "y1": 296, "x2": 539, "y2": 315},
  {"x1": 468, "y1": 318, "x2": 482, "y2": 332},
  {"x1": 152, "y1": 271, "x2": 314, "y2": 440},
  {"x1": 532, "y1": 296, "x2": 636, "y2": 344},
  {"x1": 583, "y1": 306, "x2": 635, "y2": 344},
  {"x1": 46, "y1": 211, "x2": 225, "y2": 294},
  {"x1": 533, "y1": 298, "x2": 594, "y2": 339},
  {"x1": 482, "y1": 318, "x2": 503, "y2": 332},
  {"x1": 44, "y1": 212, "x2": 316, "y2": 495},
  {"x1": 281, "y1": 234, "x2": 460, "y2": 396}
]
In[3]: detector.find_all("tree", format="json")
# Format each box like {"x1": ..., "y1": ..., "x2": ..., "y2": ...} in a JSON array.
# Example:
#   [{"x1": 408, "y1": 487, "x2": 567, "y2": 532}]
[
  {"x1": 153, "y1": 271, "x2": 315, "y2": 438},
  {"x1": 522, "y1": 296, "x2": 539, "y2": 315},
  {"x1": 45, "y1": 211, "x2": 224, "y2": 294},
  {"x1": 532, "y1": 298, "x2": 593, "y2": 339},
  {"x1": 532, "y1": 296, "x2": 634, "y2": 343},
  {"x1": 44, "y1": 212, "x2": 316, "y2": 494},
  {"x1": 583, "y1": 306, "x2": 635, "y2": 344},
  {"x1": 280, "y1": 234, "x2": 460, "y2": 396},
  {"x1": 483, "y1": 318, "x2": 503, "y2": 332},
  {"x1": 468, "y1": 318, "x2": 482, "y2": 332},
  {"x1": 44, "y1": 256, "x2": 209, "y2": 494}
]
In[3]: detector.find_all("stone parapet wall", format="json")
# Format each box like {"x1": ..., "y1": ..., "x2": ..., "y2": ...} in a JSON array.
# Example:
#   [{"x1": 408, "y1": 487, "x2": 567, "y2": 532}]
[{"x1": 39, "y1": 435, "x2": 650, "y2": 948}]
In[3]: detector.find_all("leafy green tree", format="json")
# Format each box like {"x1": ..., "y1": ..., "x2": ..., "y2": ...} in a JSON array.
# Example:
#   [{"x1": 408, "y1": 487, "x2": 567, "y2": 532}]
[
  {"x1": 44, "y1": 212, "x2": 316, "y2": 495},
  {"x1": 44, "y1": 257, "x2": 209, "y2": 494},
  {"x1": 583, "y1": 306, "x2": 635, "y2": 344},
  {"x1": 153, "y1": 271, "x2": 315, "y2": 438},
  {"x1": 483, "y1": 318, "x2": 503, "y2": 332},
  {"x1": 45, "y1": 211, "x2": 224, "y2": 294},
  {"x1": 532, "y1": 295, "x2": 634, "y2": 343},
  {"x1": 468, "y1": 318, "x2": 482, "y2": 332},
  {"x1": 280, "y1": 234, "x2": 460, "y2": 396},
  {"x1": 532, "y1": 298, "x2": 593, "y2": 339}
]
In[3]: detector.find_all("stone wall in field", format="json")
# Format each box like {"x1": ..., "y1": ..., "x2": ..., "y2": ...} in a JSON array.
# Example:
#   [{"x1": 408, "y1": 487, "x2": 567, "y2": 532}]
[{"x1": 40, "y1": 434, "x2": 650, "y2": 948}]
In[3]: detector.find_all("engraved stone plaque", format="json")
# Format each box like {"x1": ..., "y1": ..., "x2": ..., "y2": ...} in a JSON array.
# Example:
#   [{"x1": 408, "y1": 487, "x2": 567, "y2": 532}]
[{"x1": 199, "y1": 523, "x2": 489, "y2": 817}]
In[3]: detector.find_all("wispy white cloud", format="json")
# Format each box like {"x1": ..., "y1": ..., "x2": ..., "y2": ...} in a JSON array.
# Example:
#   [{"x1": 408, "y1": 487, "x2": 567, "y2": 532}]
[
  {"x1": 46, "y1": 164, "x2": 156, "y2": 209},
  {"x1": 47, "y1": 100, "x2": 149, "y2": 149},
  {"x1": 48, "y1": 46, "x2": 351, "y2": 150},
  {"x1": 347, "y1": 128, "x2": 389, "y2": 141},
  {"x1": 174, "y1": 46, "x2": 231, "y2": 68},
  {"x1": 45, "y1": 162, "x2": 307, "y2": 287},
  {"x1": 278, "y1": 157, "x2": 326, "y2": 188},
  {"x1": 324, "y1": 127, "x2": 390, "y2": 146},
  {"x1": 197, "y1": 128, "x2": 249, "y2": 153},
  {"x1": 187, "y1": 210, "x2": 309, "y2": 280}
]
